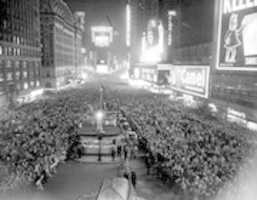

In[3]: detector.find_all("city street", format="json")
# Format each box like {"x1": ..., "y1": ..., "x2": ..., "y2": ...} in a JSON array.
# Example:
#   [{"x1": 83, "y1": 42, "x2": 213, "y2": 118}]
[
  {"x1": 1, "y1": 0, "x2": 257, "y2": 200},
  {"x1": 0, "y1": 75, "x2": 175, "y2": 200}
]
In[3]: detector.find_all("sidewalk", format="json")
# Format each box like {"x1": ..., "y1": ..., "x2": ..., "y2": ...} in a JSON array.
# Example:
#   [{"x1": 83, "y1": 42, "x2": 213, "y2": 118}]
[{"x1": 128, "y1": 158, "x2": 178, "y2": 200}]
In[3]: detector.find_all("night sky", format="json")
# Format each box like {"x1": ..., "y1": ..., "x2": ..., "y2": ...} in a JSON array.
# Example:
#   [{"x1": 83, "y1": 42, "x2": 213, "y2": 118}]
[{"x1": 65, "y1": 0, "x2": 127, "y2": 55}]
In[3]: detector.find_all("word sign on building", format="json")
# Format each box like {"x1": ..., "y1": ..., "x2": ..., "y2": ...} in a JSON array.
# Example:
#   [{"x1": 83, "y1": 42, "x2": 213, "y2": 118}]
[{"x1": 217, "y1": 0, "x2": 257, "y2": 70}]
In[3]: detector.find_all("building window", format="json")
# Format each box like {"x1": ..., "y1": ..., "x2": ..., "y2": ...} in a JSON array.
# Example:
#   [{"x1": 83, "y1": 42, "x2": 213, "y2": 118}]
[
  {"x1": 24, "y1": 82, "x2": 28, "y2": 90},
  {"x1": 6, "y1": 72, "x2": 12, "y2": 81}
]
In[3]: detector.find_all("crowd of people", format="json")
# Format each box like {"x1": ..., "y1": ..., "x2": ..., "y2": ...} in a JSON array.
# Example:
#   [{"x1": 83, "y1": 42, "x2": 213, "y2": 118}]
[
  {"x1": 0, "y1": 82, "x2": 256, "y2": 199},
  {"x1": 0, "y1": 87, "x2": 101, "y2": 190},
  {"x1": 117, "y1": 92, "x2": 256, "y2": 199}
]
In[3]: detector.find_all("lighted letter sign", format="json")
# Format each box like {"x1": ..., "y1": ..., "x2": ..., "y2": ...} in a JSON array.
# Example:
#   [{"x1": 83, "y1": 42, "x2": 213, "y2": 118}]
[
  {"x1": 216, "y1": 0, "x2": 257, "y2": 70},
  {"x1": 126, "y1": 4, "x2": 131, "y2": 47},
  {"x1": 167, "y1": 65, "x2": 210, "y2": 98},
  {"x1": 168, "y1": 10, "x2": 176, "y2": 46},
  {"x1": 91, "y1": 26, "x2": 113, "y2": 47}
]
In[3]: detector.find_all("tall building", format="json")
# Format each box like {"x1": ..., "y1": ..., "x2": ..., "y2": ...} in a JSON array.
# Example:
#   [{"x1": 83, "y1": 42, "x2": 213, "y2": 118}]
[
  {"x1": 74, "y1": 11, "x2": 85, "y2": 75},
  {"x1": 40, "y1": 0, "x2": 76, "y2": 88},
  {"x1": 158, "y1": 0, "x2": 215, "y2": 64},
  {"x1": 0, "y1": 0, "x2": 41, "y2": 107}
]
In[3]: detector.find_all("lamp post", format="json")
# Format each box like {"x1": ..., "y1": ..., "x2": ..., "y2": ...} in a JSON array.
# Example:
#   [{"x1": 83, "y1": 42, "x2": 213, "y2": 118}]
[
  {"x1": 95, "y1": 110, "x2": 104, "y2": 162},
  {"x1": 97, "y1": 86, "x2": 104, "y2": 161}
]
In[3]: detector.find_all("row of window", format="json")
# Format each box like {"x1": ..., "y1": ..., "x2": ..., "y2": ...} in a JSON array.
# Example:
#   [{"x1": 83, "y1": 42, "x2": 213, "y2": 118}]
[
  {"x1": 0, "y1": 79, "x2": 40, "y2": 94},
  {"x1": 0, "y1": 45, "x2": 41, "y2": 57},
  {"x1": 0, "y1": 60, "x2": 40, "y2": 82},
  {"x1": 0, "y1": 31, "x2": 40, "y2": 47}
]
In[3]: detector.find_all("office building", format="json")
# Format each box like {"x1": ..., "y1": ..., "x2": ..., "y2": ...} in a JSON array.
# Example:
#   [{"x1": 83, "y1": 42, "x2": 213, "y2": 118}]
[{"x1": 0, "y1": 0, "x2": 41, "y2": 107}]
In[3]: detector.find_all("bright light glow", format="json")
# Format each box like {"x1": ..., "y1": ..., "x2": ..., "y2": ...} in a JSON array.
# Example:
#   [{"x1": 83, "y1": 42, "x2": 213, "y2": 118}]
[
  {"x1": 208, "y1": 103, "x2": 218, "y2": 113},
  {"x1": 30, "y1": 89, "x2": 44, "y2": 99},
  {"x1": 126, "y1": 4, "x2": 131, "y2": 47},
  {"x1": 140, "y1": 22, "x2": 164, "y2": 64},
  {"x1": 120, "y1": 72, "x2": 129, "y2": 80},
  {"x1": 81, "y1": 48, "x2": 86, "y2": 54},
  {"x1": 96, "y1": 64, "x2": 109, "y2": 74},
  {"x1": 227, "y1": 107, "x2": 247, "y2": 125},
  {"x1": 91, "y1": 26, "x2": 113, "y2": 47},
  {"x1": 95, "y1": 35, "x2": 109, "y2": 47},
  {"x1": 95, "y1": 110, "x2": 104, "y2": 121},
  {"x1": 182, "y1": 94, "x2": 197, "y2": 107},
  {"x1": 140, "y1": 45, "x2": 162, "y2": 63},
  {"x1": 81, "y1": 72, "x2": 88, "y2": 80},
  {"x1": 128, "y1": 78, "x2": 150, "y2": 89},
  {"x1": 168, "y1": 10, "x2": 176, "y2": 46},
  {"x1": 247, "y1": 121, "x2": 257, "y2": 131},
  {"x1": 24, "y1": 82, "x2": 28, "y2": 90}
]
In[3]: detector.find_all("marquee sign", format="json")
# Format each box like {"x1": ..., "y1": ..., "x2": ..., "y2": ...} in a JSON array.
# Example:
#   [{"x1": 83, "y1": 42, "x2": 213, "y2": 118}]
[
  {"x1": 168, "y1": 66, "x2": 210, "y2": 98},
  {"x1": 216, "y1": 0, "x2": 257, "y2": 71}
]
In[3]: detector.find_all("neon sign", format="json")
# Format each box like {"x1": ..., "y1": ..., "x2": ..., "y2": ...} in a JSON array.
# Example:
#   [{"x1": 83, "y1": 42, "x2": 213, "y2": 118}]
[
  {"x1": 168, "y1": 10, "x2": 176, "y2": 46},
  {"x1": 126, "y1": 4, "x2": 131, "y2": 47},
  {"x1": 224, "y1": 0, "x2": 257, "y2": 14},
  {"x1": 91, "y1": 26, "x2": 113, "y2": 47},
  {"x1": 167, "y1": 65, "x2": 210, "y2": 98},
  {"x1": 216, "y1": 0, "x2": 257, "y2": 71},
  {"x1": 140, "y1": 20, "x2": 164, "y2": 64}
]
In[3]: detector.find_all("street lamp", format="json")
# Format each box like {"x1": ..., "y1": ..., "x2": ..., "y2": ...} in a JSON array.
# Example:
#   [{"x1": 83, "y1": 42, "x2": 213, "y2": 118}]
[
  {"x1": 95, "y1": 110, "x2": 104, "y2": 132},
  {"x1": 95, "y1": 110, "x2": 104, "y2": 162}
]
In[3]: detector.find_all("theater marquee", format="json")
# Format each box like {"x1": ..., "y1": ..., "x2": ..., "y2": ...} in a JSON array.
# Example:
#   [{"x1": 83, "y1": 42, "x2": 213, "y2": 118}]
[{"x1": 216, "y1": 0, "x2": 257, "y2": 71}]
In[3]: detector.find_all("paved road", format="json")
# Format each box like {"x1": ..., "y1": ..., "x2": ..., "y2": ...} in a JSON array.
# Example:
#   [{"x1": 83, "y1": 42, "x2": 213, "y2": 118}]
[{"x1": 1, "y1": 162, "x2": 119, "y2": 200}]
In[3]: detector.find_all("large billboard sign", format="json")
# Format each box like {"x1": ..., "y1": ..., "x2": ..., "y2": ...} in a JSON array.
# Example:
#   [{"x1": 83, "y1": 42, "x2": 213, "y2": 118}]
[
  {"x1": 91, "y1": 26, "x2": 113, "y2": 47},
  {"x1": 168, "y1": 65, "x2": 210, "y2": 98},
  {"x1": 216, "y1": 0, "x2": 257, "y2": 71}
]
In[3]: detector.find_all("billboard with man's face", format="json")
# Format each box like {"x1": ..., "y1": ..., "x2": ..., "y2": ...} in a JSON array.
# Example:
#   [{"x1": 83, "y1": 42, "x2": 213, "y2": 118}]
[{"x1": 216, "y1": 0, "x2": 257, "y2": 70}]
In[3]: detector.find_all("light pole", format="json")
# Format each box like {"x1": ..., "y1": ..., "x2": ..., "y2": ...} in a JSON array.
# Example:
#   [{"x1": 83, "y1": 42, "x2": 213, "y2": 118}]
[
  {"x1": 96, "y1": 86, "x2": 104, "y2": 162},
  {"x1": 95, "y1": 110, "x2": 104, "y2": 162}
]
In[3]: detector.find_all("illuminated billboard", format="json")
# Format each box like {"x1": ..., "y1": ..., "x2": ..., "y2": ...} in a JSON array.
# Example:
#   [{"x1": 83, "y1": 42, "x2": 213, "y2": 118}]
[
  {"x1": 216, "y1": 0, "x2": 257, "y2": 71},
  {"x1": 140, "y1": 20, "x2": 164, "y2": 64},
  {"x1": 91, "y1": 26, "x2": 113, "y2": 47},
  {"x1": 167, "y1": 65, "x2": 210, "y2": 98}
]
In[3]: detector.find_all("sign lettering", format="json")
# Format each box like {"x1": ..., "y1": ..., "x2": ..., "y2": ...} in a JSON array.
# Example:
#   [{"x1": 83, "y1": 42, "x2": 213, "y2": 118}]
[
  {"x1": 224, "y1": 0, "x2": 257, "y2": 14},
  {"x1": 217, "y1": 0, "x2": 257, "y2": 70}
]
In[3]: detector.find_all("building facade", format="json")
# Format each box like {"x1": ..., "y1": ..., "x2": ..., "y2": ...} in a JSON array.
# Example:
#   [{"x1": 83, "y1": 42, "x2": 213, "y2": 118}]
[
  {"x1": 74, "y1": 11, "x2": 85, "y2": 75},
  {"x1": 158, "y1": 0, "x2": 215, "y2": 64},
  {"x1": 40, "y1": 0, "x2": 76, "y2": 88},
  {"x1": 0, "y1": 0, "x2": 41, "y2": 107}
]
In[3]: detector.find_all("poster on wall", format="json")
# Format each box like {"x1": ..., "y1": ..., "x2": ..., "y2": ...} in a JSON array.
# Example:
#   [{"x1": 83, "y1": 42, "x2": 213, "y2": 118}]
[{"x1": 217, "y1": 0, "x2": 257, "y2": 70}]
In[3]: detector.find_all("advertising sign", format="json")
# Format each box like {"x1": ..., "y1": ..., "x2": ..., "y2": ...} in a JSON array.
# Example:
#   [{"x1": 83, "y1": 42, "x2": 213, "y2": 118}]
[
  {"x1": 168, "y1": 66, "x2": 210, "y2": 98},
  {"x1": 216, "y1": 0, "x2": 257, "y2": 70},
  {"x1": 91, "y1": 26, "x2": 113, "y2": 47}
]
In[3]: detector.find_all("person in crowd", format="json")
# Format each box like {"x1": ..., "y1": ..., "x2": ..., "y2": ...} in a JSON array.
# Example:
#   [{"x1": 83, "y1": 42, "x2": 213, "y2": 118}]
[
  {"x1": 117, "y1": 144, "x2": 122, "y2": 157},
  {"x1": 111, "y1": 146, "x2": 116, "y2": 161},
  {"x1": 123, "y1": 145, "x2": 128, "y2": 160},
  {"x1": 145, "y1": 153, "x2": 151, "y2": 175},
  {"x1": 131, "y1": 171, "x2": 137, "y2": 188}
]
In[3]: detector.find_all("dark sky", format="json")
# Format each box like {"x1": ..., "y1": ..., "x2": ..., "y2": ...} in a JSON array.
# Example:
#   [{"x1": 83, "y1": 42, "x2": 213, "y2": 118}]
[
  {"x1": 65, "y1": 0, "x2": 127, "y2": 55},
  {"x1": 65, "y1": 0, "x2": 126, "y2": 38}
]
